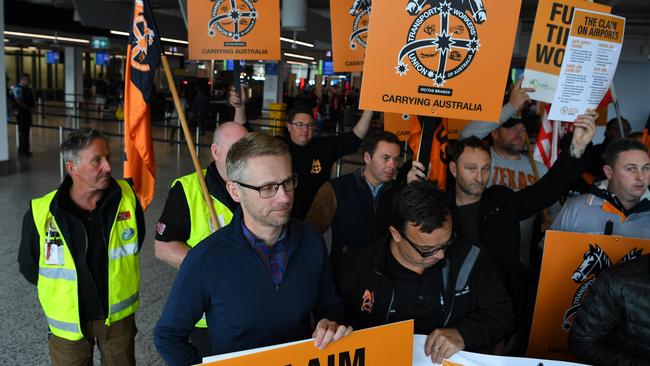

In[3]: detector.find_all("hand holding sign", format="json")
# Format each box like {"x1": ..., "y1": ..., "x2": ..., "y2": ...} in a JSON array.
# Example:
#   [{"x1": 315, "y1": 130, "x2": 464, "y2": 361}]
[
  {"x1": 508, "y1": 78, "x2": 536, "y2": 113},
  {"x1": 312, "y1": 318, "x2": 353, "y2": 350},
  {"x1": 425, "y1": 328, "x2": 465, "y2": 365},
  {"x1": 407, "y1": 160, "x2": 427, "y2": 184},
  {"x1": 228, "y1": 86, "x2": 247, "y2": 108},
  {"x1": 569, "y1": 109, "x2": 598, "y2": 158}
]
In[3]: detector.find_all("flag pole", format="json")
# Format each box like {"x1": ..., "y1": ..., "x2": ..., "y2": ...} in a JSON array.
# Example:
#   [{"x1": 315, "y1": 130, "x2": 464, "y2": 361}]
[
  {"x1": 415, "y1": 115, "x2": 440, "y2": 177},
  {"x1": 161, "y1": 54, "x2": 220, "y2": 231},
  {"x1": 609, "y1": 84, "x2": 625, "y2": 138}
]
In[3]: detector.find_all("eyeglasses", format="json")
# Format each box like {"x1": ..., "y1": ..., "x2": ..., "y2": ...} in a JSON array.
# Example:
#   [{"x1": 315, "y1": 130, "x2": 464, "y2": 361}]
[
  {"x1": 400, "y1": 232, "x2": 455, "y2": 258},
  {"x1": 235, "y1": 174, "x2": 298, "y2": 198},
  {"x1": 289, "y1": 121, "x2": 316, "y2": 130}
]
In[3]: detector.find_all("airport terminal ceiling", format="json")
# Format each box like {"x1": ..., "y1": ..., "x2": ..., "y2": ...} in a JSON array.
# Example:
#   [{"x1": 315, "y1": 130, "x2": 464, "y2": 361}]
[{"x1": 5, "y1": 0, "x2": 650, "y2": 58}]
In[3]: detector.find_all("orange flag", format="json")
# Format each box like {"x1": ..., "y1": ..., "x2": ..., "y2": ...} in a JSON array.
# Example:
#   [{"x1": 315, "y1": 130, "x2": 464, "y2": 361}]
[
  {"x1": 123, "y1": 0, "x2": 160, "y2": 210},
  {"x1": 408, "y1": 119, "x2": 448, "y2": 191}
]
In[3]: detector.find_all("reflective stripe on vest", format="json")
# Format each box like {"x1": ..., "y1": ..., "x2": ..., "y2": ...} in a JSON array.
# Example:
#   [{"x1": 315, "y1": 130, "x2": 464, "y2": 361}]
[
  {"x1": 109, "y1": 242, "x2": 139, "y2": 260},
  {"x1": 173, "y1": 170, "x2": 234, "y2": 328},
  {"x1": 39, "y1": 267, "x2": 77, "y2": 281},
  {"x1": 110, "y1": 292, "x2": 139, "y2": 315},
  {"x1": 173, "y1": 169, "x2": 234, "y2": 247},
  {"x1": 48, "y1": 317, "x2": 80, "y2": 334},
  {"x1": 32, "y1": 180, "x2": 140, "y2": 340}
]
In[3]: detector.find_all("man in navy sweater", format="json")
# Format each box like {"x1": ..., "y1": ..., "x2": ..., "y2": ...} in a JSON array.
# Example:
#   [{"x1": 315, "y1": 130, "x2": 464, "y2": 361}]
[{"x1": 154, "y1": 133, "x2": 351, "y2": 365}]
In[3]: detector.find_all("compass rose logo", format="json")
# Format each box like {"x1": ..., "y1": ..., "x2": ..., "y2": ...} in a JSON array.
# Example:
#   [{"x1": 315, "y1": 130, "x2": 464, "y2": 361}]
[
  {"x1": 396, "y1": 0, "x2": 487, "y2": 87},
  {"x1": 348, "y1": 0, "x2": 372, "y2": 50},
  {"x1": 208, "y1": 0, "x2": 258, "y2": 41}
]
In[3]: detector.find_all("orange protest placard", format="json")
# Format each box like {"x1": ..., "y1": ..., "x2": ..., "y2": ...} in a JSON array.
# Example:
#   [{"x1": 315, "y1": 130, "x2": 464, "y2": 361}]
[
  {"x1": 528, "y1": 231, "x2": 650, "y2": 360},
  {"x1": 330, "y1": 0, "x2": 370, "y2": 72},
  {"x1": 359, "y1": 0, "x2": 521, "y2": 122},
  {"x1": 188, "y1": 0, "x2": 280, "y2": 60},
  {"x1": 384, "y1": 113, "x2": 418, "y2": 141},
  {"x1": 444, "y1": 118, "x2": 472, "y2": 140},
  {"x1": 201, "y1": 320, "x2": 414, "y2": 366},
  {"x1": 523, "y1": 0, "x2": 610, "y2": 103}
]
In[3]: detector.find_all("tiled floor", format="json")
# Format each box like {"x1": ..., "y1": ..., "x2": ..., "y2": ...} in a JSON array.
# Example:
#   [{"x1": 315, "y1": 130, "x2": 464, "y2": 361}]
[{"x1": 0, "y1": 113, "x2": 363, "y2": 365}]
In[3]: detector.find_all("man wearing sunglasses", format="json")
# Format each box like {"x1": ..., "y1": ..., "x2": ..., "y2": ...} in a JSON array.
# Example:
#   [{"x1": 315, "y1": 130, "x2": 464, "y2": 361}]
[
  {"x1": 230, "y1": 89, "x2": 374, "y2": 219},
  {"x1": 333, "y1": 181, "x2": 512, "y2": 365},
  {"x1": 155, "y1": 133, "x2": 351, "y2": 365}
]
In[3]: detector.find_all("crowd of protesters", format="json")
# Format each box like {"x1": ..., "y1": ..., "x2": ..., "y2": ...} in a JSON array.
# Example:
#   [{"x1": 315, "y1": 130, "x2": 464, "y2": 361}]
[{"x1": 18, "y1": 76, "x2": 650, "y2": 366}]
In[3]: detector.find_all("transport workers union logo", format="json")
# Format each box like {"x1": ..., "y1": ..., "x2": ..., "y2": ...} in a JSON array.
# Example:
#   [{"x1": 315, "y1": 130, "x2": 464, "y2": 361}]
[
  {"x1": 396, "y1": 0, "x2": 487, "y2": 87},
  {"x1": 208, "y1": 0, "x2": 258, "y2": 41},
  {"x1": 349, "y1": 0, "x2": 372, "y2": 50}
]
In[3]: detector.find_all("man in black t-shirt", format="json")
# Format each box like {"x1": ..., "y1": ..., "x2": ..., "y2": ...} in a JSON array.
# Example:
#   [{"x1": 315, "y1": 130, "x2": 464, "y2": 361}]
[
  {"x1": 154, "y1": 121, "x2": 248, "y2": 356},
  {"x1": 155, "y1": 122, "x2": 248, "y2": 265},
  {"x1": 231, "y1": 90, "x2": 373, "y2": 219}
]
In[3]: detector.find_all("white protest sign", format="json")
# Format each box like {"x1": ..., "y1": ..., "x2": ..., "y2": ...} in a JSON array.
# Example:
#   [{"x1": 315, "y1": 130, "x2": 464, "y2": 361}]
[{"x1": 548, "y1": 9, "x2": 625, "y2": 122}]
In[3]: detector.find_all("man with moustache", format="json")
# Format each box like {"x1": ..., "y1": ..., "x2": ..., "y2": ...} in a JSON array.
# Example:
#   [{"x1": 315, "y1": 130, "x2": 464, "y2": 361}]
[
  {"x1": 155, "y1": 133, "x2": 352, "y2": 365},
  {"x1": 19, "y1": 129, "x2": 145, "y2": 365},
  {"x1": 552, "y1": 138, "x2": 650, "y2": 237},
  {"x1": 306, "y1": 131, "x2": 403, "y2": 257}
]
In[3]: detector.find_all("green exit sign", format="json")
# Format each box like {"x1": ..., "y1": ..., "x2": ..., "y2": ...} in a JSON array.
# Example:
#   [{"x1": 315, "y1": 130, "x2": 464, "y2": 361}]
[{"x1": 91, "y1": 37, "x2": 110, "y2": 49}]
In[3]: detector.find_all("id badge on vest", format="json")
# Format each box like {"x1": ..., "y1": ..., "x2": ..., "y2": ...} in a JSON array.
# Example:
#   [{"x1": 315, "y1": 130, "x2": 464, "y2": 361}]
[{"x1": 45, "y1": 220, "x2": 64, "y2": 266}]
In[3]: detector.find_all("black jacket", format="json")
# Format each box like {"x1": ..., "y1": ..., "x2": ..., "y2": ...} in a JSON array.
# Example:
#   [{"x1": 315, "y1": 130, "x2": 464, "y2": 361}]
[
  {"x1": 333, "y1": 236, "x2": 513, "y2": 351},
  {"x1": 569, "y1": 255, "x2": 650, "y2": 366},
  {"x1": 329, "y1": 168, "x2": 400, "y2": 256},
  {"x1": 467, "y1": 151, "x2": 585, "y2": 324},
  {"x1": 18, "y1": 176, "x2": 145, "y2": 322}
]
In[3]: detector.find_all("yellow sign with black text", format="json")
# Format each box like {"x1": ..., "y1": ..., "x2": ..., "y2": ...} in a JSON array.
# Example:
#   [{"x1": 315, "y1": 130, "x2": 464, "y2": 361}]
[
  {"x1": 188, "y1": 0, "x2": 280, "y2": 60},
  {"x1": 360, "y1": 0, "x2": 521, "y2": 122},
  {"x1": 330, "y1": 0, "x2": 371, "y2": 72},
  {"x1": 523, "y1": 0, "x2": 611, "y2": 102}
]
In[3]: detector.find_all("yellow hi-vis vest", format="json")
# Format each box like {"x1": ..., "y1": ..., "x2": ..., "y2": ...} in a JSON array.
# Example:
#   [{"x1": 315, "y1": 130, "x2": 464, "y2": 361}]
[
  {"x1": 173, "y1": 169, "x2": 234, "y2": 328},
  {"x1": 173, "y1": 169, "x2": 234, "y2": 247},
  {"x1": 32, "y1": 180, "x2": 140, "y2": 341}
]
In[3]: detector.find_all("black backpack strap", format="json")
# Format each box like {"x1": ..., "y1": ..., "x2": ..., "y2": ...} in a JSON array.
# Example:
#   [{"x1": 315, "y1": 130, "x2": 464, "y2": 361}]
[{"x1": 455, "y1": 245, "x2": 480, "y2": 292}]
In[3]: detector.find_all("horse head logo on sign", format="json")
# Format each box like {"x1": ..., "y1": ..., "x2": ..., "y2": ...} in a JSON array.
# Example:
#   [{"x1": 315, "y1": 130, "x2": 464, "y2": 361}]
[
  {"x1": 349, "y1": 0, "x2": 372, "y2": 50},
  {"x1": 562, "y1": 244, "x2": 643, "y2": 331},
  {"x1": 396, "y1": 0, "x2": 486, "y2": 87},
  {"x1": 208, "y1": 0, "x2": 258, "y2": 42}
]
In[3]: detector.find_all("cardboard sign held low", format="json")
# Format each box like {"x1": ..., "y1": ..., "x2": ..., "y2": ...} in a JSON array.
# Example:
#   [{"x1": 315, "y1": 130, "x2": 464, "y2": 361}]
[{"x1": 201, "y1": 320, "x2": 414, "y2": 366}]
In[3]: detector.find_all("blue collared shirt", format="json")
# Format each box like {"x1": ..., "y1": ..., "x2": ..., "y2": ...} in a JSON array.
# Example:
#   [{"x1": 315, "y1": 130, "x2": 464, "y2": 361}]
[
  {"x1": 241, "y1": 223, "x2": 288, "y2": 287},
  {"x1": 360, "y1": 167, "x2": 384, "y2": 198}
]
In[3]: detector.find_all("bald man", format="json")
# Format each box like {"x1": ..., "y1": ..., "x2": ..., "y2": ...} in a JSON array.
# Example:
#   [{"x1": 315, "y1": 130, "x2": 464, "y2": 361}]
[{"x1": 154, "y1": 122, "x2": 248, "y2": 355}]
